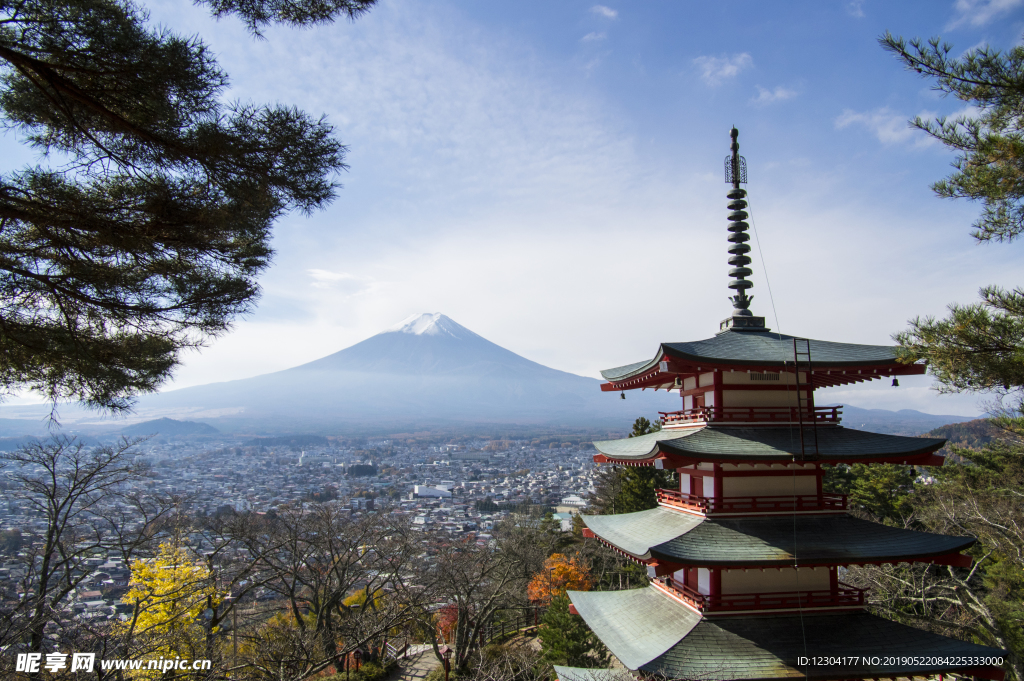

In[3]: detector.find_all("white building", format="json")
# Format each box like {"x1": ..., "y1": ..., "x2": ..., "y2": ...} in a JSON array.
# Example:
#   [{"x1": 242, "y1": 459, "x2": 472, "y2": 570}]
[{"x1": 413, "y1": 485, "x2": 452, "y2": 499}]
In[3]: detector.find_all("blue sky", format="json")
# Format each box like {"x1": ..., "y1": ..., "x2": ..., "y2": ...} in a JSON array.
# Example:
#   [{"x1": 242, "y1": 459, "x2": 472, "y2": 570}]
[{"x1": 8, "y1": 0, "x2": 1024, "y2": 417}]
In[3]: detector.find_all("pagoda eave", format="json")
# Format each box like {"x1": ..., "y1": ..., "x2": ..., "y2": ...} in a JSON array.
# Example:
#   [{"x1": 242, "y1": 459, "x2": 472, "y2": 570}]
[
  {"x1": 581, "y1": 509, "x2": 977, "y2": 568},
  {"x1": 582, "y1": 531, "x2": 972, "y2": 570},
  {"x1": 645, "y1": 549, "x2": 975, "y2": 570},
  {"x1": 599, "y1": 332, "x2": 927, "y2": 388},
  {"x1": 592, "y1": 426, "x2": 946, "y2": 466},
  {"x1": 601, "y1": 360, "x2": 924, "y2": 393},
  {"x1": 593, "y1": 451, "x2": 946, "y2": 467},
  {"x1": 643, "y1": 611, "x2": 1007, "y2": 681},
  {"x1": 567, "y1": 586, "x2": 1007, "y2": 681}
]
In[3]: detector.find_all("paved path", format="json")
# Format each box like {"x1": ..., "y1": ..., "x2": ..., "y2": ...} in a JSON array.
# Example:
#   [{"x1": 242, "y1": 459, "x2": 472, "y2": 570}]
[{"x1": 391, "y1": 646, "x2": 440, "y2": 681}]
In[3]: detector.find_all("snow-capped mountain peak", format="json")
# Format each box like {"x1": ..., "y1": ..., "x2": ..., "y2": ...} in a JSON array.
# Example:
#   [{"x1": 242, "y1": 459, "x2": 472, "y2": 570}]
[{"x1": 383, "y1": 313, "x2": 475, "y2": 339}]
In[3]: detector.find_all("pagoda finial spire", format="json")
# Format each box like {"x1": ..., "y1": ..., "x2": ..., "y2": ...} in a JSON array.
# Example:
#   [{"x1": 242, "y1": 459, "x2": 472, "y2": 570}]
[{"x1": 720, "y1": 127, "x2": 767, "y2": 332}]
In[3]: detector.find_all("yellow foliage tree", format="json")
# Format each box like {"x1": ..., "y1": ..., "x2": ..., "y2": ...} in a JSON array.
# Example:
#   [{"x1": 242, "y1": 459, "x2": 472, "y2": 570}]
[
  {"x1": 527, "y1": 553, "x2": 593, "y2": 605},
  {"x1": 119, "y1": 542, "x2": 223, "y2": 674}
]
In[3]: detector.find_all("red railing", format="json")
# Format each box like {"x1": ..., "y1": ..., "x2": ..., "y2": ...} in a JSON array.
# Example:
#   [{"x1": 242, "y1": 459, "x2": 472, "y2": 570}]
[
  {"x1": 660, "y1": 579, "x2": 866, "y2": 612},
  {"x1": 655, "y1": 488, "x2": 847, "y2": 514},
  {"x1": 659, "y1": 405, "x2": 842, "y2": 427}
]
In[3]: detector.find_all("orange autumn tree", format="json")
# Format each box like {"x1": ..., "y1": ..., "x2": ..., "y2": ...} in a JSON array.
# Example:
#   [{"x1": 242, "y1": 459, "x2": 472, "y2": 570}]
[
  {"x1": 436, "y1": 603, "x2": 458, "y2": 644},
  {"x1": 527, "y1": 554, "x2": 593, "y2": 605}
]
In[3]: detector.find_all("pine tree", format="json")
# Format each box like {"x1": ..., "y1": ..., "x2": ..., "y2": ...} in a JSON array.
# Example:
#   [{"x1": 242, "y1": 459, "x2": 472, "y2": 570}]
[
  {"x1": 823, "y1": 463, "x2": 917, "y2": 524},
  {"x1": 0, "y1": 0, "x2": 374, "y2": 410},
  {"x1": 855, "y1": 35, "x2": 1024, "y2": 679},
  {"x1": 880, "y1": 33, "x2": 1024, "y2": 413},
  {"x1": 538, "y1": 593, "x2": 608, "y2": 669},
  {"x1": 615, "y1": 416, "x2": 672, "y2": 514}
]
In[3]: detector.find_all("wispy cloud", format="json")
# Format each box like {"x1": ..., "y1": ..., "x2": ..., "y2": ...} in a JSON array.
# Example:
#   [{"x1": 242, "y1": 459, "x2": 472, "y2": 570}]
[
  {"x1": 307, "y1": 270, "x2": 373, "y2": 295},
  {"x1": 751, "y1": 85, "x2": 797, "y2": 105},
  {"x1": 947, "y1": 0, "x2": 1024, "y2": 28},
  {"x1": 834, "y1": 107, "x2": 934, "y2": 147},
  {"x1": 581, "y1": 31, "x2": 606, "y2": 42},
  {"x1": 847, "y1": 0, "x2": 865, "y2": 18},
  {"x1": 590, "y1": 5, "x2": 618, "y2": 19},
  {"x1": 693, "y1": 53, "x2": 753, "y2": 86}
]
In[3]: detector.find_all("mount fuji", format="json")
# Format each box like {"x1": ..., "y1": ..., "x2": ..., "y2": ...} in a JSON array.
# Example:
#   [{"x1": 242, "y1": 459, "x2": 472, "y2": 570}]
[{"x1": 131, "y1": 313, "x2": 680, "y2": 432}]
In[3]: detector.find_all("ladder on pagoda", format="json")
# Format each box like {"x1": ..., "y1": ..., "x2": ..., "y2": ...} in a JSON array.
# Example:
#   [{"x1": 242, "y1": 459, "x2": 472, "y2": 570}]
[{"x1": 792, "y1": 338, "x2": 819, "y2": 461}]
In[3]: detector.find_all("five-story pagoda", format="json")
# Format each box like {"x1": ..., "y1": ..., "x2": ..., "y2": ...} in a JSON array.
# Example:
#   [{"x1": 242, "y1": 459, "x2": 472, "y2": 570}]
[{"x1": 558, "y1": 129, "x2": 1007, "y2": 681}]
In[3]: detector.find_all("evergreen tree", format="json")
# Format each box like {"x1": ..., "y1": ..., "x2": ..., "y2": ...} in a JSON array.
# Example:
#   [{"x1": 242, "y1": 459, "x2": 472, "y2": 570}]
[
  {"x1": 0, "y1": 0, "x2": 374, "y2": 410},
  {"x1": 629, "y1": 416, "x2": 659, "y2": 437},
  {"x1": 880, "y1": 33, "x2": 1024, "y2": 413},
  {"x1": 616, "y1": 416, "x2": 672, "y2": 514},
  {"x1": 880, "y1": 33, "x2": 1024, "y2": 244},
  {"x1": 872, "y1": 35, "x2": 1024, "y2": 677},
  {"x1": 587, "y1": 465, "x2": 622, "y2": 515},
  {"x1": 538, "y1": 593, "x2": 608, "y2": 669},
  {"x1": 824, "y1": 463, "x2": 918, "y2": 525}
]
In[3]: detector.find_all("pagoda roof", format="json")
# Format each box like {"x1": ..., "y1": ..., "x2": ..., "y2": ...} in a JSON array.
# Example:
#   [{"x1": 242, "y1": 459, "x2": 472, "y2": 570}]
[
  {"x1": 553, "y1": 668, "x2": 627, "y2": 681},
  {"x1": 567, "y1": 585, "x2": 701, "y2": 670},
  {"x1": 593, "y1": 426, "x2": 945, "y2": 465},
  {"x1": 569, "y1": 587, "x2": 1005, "y2": 679},
  {"x1": 583, "y1": 507, "x2": 702, "y2": 558},
  {"x1": 645, "y1": 611, "x2": 1006, "y2": 680},
  {"x1": 601, "y1": 330, "x2": 908, "y2": 382},
  {"x1": 582, "y1": 509, "x2": 975, "y2": 566}
]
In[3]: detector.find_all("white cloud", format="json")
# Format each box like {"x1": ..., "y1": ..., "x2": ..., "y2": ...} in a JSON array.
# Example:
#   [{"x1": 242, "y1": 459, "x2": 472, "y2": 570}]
[
  {"x1": 948, "y1": 0, "x2": 1024, "y2": 28},
  {"x1": 306, "y1": 270, "x2": 373, "y2": 295},
  {"x1": 834, "y1": 107, "x2": 935, "y2": 147},
  {"x1": 590, "y1": 5, "x2": 618, "y2": 19},
  {"x1": 751, "y1": 85, "x2": 797, "y2": 105},
  {"x1": 847, "y1": 0, "x2": 866, "y2": 18},
  {"x1": 124, "y1": 0, "x2": 1018, "y2": 421},
  {"x1": 693, "y1": 53, "x2": 753, "y2": 86},
  {"x1": 959, "y1": 39, "x2": 991, "y2": 56},
  {"x1": 581, "y1": 31, "x2": 606, "y2": 42}
]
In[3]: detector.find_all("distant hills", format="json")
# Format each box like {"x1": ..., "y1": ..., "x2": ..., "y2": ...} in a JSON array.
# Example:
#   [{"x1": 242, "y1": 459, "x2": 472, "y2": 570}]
[
  {"x1": 120, "y1": 418, "x2": 219, "y2": 437},
  {"x1": 924, "y1": 419, "x2": 1004, "y2": 449},
  {"x1": 836, "y1": 405, "x2": 979, "y2": 437}
]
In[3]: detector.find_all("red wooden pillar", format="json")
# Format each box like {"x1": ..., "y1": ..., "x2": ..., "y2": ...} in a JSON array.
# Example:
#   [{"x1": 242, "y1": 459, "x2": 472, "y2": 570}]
[
  {"x1": 713, "y1": 370, "x2": 723, "y2": 421},
  {"x1": 829, "y1": 566, "x2": 838, "y2": 592},
  {"x1": 713, "y1": 463, "x2": 723, "y2": 501}
]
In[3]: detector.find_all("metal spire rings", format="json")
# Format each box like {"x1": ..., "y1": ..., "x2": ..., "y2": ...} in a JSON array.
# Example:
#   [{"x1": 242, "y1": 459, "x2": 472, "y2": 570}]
[{"x1": 725, "y1": 127, "x2": 753, "y2": 318}]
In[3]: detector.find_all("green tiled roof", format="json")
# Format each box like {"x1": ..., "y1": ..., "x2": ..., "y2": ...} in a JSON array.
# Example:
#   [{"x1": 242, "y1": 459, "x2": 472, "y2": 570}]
[
  {"x1": 593, "y1": 426, "x2": 945, "y2": 463},
  {"x1": 582, "y1": 511, "x2": 973, "y2": 566},
  {"x1": 568, "y1": 590, "x2": 1005, "y2": 678},
  {"x1": 601, "y1": 330, "x2": 904, "y2": 381},
  {"x1": 648, "y1": 514, "x2": 975, "y2": 566},
  {"x1": 644, "y1": 612, "x2": 1007, "y2": 680},
  {"x1": 567, "y1": 586, "x2": 701, "y2": 670},
  {"x1": 582, "y1": 507, "x2": 702, "y2": 558},
  {"x1": 553, "y1": 667, "x2": 630, "y2": 681}
]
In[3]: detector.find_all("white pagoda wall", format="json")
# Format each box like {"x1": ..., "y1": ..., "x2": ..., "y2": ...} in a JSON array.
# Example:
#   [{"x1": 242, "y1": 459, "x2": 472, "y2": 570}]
[
  {"x1": 722, "y1": 390, "x2": 800, "y2": 408},
  {"x1": 721, "y1": 371, "x2": 804, "y2": 385},
  {"x1": 721, "y1": 566, "x2": 830, "y2": 594},
  {"x1": 722, "y1": 474, "x2": 816, "y2": 497}
]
